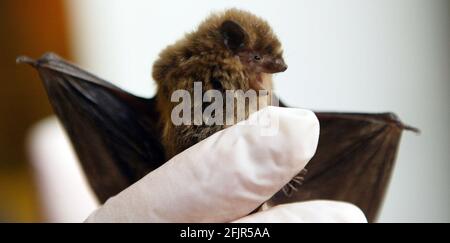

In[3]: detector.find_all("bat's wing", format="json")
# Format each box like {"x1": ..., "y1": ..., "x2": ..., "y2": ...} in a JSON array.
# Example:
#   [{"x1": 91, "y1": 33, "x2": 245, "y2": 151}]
[
  {"x1": 18, "y1": 53, "x2": 166, "y2": 203},
  {"x1": 268, "y1": 109, "x2": 419, "y2": 222}
]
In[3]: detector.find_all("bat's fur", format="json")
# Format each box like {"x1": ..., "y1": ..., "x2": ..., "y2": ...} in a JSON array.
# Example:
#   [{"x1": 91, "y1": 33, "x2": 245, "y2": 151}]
[{"x1": 153, "y1": 8, "x2": 286, "y2": 159}]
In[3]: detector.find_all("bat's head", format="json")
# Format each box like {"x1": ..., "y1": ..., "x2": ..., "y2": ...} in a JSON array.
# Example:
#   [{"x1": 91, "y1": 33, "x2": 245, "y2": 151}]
[
  {"x1": 153, "y1": 9, "x2": 286, "y2": 91},
  {"x1": 199, "y1": 9, "x2": 287, "y2": 72},
  {"x1": 217, "y1": 17, "x2": 287, "y2": 74},
  {"x1": 202, "y1": 9, "x2": 287, "y2": 89}
]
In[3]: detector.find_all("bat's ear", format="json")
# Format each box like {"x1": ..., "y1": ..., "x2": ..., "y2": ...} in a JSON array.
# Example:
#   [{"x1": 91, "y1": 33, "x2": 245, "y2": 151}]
[{"x1": 220, "y1": 20, "x2": 247, "y2": 52}]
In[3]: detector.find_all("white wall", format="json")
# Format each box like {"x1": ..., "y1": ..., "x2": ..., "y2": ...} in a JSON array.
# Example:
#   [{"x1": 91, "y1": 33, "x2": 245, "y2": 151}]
[{"x1": 64, "y1": 0, "x2": 449, "y2": 222}]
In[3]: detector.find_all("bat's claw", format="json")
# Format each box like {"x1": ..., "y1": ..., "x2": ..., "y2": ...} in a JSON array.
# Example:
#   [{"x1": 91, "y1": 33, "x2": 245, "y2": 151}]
[
  {"x1": 16, "y1": 56, "x2": 37, "y2": 66},
  {"x1": 281, "y1": 168, "x2": 308, "y2": 197}
]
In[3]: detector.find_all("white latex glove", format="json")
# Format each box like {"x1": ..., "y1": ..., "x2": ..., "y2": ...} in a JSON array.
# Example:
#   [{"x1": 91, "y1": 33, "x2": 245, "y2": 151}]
[{"x1": 85, "y1": 107, "x2": 367, "y2": 223}]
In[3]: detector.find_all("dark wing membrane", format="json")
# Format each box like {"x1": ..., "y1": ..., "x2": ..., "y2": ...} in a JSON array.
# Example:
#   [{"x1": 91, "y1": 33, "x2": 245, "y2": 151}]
[
  {"x1": 268, "y1": 111, "x2": 418, "y2": 222},
  {"x1": 18, "y1": 53, "x2": 166, "y2": 203}
]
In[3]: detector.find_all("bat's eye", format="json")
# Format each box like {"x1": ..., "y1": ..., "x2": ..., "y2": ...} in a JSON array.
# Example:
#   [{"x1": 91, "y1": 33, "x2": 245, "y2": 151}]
[{"x1": 253, "y1": 55, "x2": 262, "y2": 61}]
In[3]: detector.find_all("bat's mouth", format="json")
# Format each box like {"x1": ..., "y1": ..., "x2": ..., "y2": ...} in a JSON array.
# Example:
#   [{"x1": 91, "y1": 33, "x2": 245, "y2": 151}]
[{"x1": 263, "y1": 58, "x2": 288, "y2": 74}]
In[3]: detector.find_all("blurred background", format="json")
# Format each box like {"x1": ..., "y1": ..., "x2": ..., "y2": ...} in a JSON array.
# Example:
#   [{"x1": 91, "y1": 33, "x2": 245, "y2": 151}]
[{"x1": 1, "y1": 0, "x2": 448, "y2": 222}]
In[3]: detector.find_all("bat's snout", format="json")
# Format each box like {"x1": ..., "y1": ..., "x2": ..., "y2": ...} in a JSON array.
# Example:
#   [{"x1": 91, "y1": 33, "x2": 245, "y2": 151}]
[
  {"x1": 265, "y1": 58, "x2": 288, "y2": 73},
  {"x1": 275, "y1": 58, "x2": 288, "y2": 72}
]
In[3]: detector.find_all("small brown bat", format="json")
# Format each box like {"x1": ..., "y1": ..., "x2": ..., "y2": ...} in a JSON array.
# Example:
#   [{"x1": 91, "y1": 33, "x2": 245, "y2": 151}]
[{"x1": 152, "y1": 9, "x2": 288, "y2": 159}]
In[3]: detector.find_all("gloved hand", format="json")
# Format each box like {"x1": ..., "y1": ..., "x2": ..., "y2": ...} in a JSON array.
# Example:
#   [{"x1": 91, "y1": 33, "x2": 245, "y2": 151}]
[{"x1": 85, "y1": 107, "x2": 367, "y2": 223}]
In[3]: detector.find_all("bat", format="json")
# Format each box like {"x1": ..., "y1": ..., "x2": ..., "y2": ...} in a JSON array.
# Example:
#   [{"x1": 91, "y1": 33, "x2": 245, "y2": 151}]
[
  {"x1": 18, "y1": 53, "x2": 418, "y2": 222},
  {"x1": 152, "y1": 9, "x2": 308, "y2": 198},
  {"x1": 152, "y1": 9, "x2": 287, "y2": 159}
]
